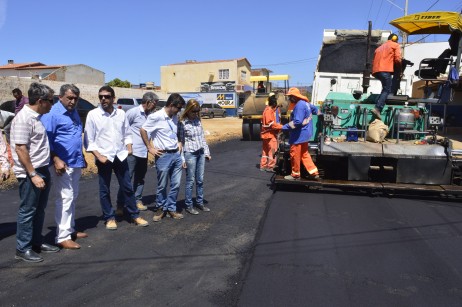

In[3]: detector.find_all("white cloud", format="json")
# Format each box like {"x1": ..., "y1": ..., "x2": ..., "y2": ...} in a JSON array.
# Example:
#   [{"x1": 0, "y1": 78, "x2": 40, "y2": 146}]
[{"x1": 0, "y1": 0, "x2": 6, "y2": 30}]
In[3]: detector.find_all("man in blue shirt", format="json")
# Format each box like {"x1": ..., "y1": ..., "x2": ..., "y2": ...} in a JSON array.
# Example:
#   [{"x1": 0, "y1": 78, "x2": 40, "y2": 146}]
[
  {"x1": 41, "y1": 84, "x2": 87, "y2": 250},
  {"x1": 282, "y1": 87, "x2": 319, "y2": 181},
  {"x1": 116, "y1": 92, "x2": 158, "y2": 215}
]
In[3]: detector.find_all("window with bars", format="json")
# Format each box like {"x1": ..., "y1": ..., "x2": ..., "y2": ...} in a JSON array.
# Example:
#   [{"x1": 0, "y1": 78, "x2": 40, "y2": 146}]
[
  {"x1": 219, "y1": 69, "x2": 229, "y2": 80},
  {"x1": 240, "y1": 70, "x2": 247, "y2": 82}
]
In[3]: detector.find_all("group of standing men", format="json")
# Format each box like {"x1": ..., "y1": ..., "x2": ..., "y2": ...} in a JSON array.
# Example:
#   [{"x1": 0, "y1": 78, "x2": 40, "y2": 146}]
[{"x1": 7, "y1": 82, "x2": 196, "y2": 263}]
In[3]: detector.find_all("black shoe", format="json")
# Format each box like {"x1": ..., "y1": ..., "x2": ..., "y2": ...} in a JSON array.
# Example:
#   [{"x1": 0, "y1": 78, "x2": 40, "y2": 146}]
[
  {"x1": 185, "y1": 207, "x2": 200, "y2": 215},
  {"x1": 15, "y1": 250, "x2": 43, "y2": 263},
  {"x1": 197, "y1": 205, "x2": 211, "y2": 212},
  {"x1": 303, "y1": 173, "x2": 321, "y2": 181},
  {"x1": 32, "y1": 243, "x2": 60, "y2": 253}
]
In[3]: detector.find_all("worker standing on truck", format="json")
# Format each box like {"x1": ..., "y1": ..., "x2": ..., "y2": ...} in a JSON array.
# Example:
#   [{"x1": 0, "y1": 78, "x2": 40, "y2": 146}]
[
  {"x1": 282, "y1": 88, "x2": 319, "y2": 180},
  {"x1": 371, "y1": 33, "x2": 402, "y2": 120},
  {"x1": 260, "y1": 93, "x2": 282, "y2": 172}
]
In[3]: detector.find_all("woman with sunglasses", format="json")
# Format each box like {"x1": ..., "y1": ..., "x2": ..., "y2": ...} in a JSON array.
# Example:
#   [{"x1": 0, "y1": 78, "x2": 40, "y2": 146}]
[{"x1": 178, "y1": 99, "x2": 211, "y2": 215}]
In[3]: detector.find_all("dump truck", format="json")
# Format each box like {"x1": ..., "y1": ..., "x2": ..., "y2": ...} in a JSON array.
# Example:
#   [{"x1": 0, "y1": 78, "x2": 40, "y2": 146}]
[
  {"x1": 274, "y1": 12, "x2": 462, "y2": 197},
  {"x1": 241, "y1": 74, "x2": 290, "y2": 141}
]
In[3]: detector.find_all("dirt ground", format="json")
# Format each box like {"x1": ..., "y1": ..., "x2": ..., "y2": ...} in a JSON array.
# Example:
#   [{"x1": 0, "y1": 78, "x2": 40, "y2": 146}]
[
  {"x1": 0, "y1": 117, "x2": 243, "y2": 189},
  {"x1": 201, "y1": 117, "x2": 242, "y2": 144}
]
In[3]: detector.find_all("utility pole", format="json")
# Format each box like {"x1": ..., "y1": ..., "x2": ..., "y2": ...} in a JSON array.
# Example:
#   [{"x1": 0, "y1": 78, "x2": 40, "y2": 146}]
[
  {"x1": 402, "y1": 0, "x2": 408, "y2": 58},
  {"x1": 387, "y1": 0, "x2": 409, "y2": 55}
]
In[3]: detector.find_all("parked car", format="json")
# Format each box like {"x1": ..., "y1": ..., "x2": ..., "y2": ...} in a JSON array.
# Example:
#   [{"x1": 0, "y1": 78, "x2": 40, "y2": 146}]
[
  {"x1": 52, "y1": 96, "x2": 96, "y2": 128},
  {"x1": 200, "y1": 103, "x2": 226, "y2": 119},
  {"x1": 237, "y1": 104, "x2": 244, "y2": 118},
  {"x1": 115, "y1": 98, "x2": 143, "y2": 112},
  {"x1": 0, "y1": 100, "x2": 15, "y2": 129}
]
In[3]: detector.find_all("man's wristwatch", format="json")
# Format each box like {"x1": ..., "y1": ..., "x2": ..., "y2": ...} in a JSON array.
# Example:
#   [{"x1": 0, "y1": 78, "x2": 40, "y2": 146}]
[{"x1": 29, "y1": 171, "x2": 37, "y2": 178}]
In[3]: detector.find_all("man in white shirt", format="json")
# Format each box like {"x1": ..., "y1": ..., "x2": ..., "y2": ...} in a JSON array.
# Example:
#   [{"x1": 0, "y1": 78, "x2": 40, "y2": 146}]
[
  {"x1": 140, "y1": 93, "x2": 185, "y2": 222},
  {"x1": 84, "y1": 86, "x2": 149, "y2": 230},
  {"x1": 116, "y1": 92, "x2": 158, "y2": 215}
]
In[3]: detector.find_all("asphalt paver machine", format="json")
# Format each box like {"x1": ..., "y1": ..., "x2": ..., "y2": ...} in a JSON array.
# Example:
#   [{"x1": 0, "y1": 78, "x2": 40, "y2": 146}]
[{"x1": 274, "y1": 11, "x2": 462, "y2": 197}]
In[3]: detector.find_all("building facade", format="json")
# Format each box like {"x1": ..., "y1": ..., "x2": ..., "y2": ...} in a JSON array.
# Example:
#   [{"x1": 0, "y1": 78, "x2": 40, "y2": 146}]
[
  {"x1": 161, "y1": 58, "x2": 253, "y2": 116},
  {"x1": 0, "y1": 61, "x2": 104, "y2": 85},
  {"x1": 161, "y1": 58, "x2": 252, "y2": 93}
]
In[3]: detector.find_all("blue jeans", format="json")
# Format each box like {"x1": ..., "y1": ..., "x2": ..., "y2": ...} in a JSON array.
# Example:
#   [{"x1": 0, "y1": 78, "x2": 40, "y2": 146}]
[
  {"x1": 96, "y1": 157, "x2": 139, "y2": 221},
  {"x1": 374, "y1": 72, "x2": 392, "y2": 111},
  {"x1": 184, "y1": 149, "x2": 205, "y2": 208},
  {"x1": 117, "y1": 155, "x2": 147, "y2": 204},
  {"x1": 16, "y1": 166, "x2": 51, "y2": 252},
  {"x1": 155, "y1": 152, "x2": 182, "y2": 212}
]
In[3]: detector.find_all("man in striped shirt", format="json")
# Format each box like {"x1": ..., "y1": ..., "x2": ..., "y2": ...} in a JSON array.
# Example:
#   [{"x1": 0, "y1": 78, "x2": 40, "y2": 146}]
[{"x1": 10, "y1": 83, "x2": 60, "y2": 263}]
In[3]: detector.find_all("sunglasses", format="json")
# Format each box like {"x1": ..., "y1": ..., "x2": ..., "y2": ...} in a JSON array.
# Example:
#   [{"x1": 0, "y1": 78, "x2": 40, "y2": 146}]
[{"x1": 99, "y1": 95, "x2": 113, "y2": 100}]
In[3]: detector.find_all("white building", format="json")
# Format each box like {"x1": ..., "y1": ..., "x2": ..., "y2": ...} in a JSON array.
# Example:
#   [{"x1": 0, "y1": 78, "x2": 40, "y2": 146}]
[{"x1": 0, "y1": 61, "x2": 105, "y2": 85}]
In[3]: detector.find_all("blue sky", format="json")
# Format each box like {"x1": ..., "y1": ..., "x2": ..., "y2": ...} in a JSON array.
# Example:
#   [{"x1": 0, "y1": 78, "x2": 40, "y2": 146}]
[{"x1": 1, "y1": 0, "x2": 461, "y2": 88}]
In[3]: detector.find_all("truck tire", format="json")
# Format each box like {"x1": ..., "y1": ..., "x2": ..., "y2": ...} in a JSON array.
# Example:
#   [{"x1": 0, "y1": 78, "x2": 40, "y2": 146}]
[
  {"x1": 222, "y1": 111, "x2": 226, "y2": 118},
  {"x1": 209, "y1": 112, "x2": 214, "y2": 119}
]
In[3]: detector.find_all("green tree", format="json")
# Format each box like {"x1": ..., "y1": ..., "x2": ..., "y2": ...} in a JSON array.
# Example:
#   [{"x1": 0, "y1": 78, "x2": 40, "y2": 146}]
[{"x1": 107, "y1": 78, "x2": 131, "y2": 88}]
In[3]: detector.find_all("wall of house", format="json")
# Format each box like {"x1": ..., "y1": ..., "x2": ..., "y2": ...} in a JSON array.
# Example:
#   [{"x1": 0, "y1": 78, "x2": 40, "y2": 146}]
[
  {"x1": 0, "y1": 76, "x2": 167, "y2": 106},
  {"x1": 53, "y1": 65, "x2": 105, "y2": 85},
  {"x1": 0, "y1": 68, "x2": 54, "y2": 79}
]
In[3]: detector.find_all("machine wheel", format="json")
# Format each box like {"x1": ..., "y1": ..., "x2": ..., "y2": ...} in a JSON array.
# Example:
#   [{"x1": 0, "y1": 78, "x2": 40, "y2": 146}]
[
  {"x1": 222, "y1": 111, "x2": 227, "y2": 118},
  {"x1": 251, "y1": 122, "x2": 261, "y2": 141},
  {"x1": 209, "y1": 113, "x2": 214, "y2": 119},
  {"x1": 242, "y1": 122, "x2": 251, "y2": 141}
]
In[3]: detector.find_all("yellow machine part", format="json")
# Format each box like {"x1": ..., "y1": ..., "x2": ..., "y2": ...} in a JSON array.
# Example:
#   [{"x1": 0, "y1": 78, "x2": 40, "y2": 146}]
[
  {"x1": 242, "y1": 92, "x2": 288, "y2": 117},
  {"x1": 241, "y1": 92, "x2": 289, "y2": 141}
]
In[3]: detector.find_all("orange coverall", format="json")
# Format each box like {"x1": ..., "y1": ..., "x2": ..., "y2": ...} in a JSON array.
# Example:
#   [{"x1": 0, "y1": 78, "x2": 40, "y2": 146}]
[
  {"x1": 260, "y1": 106, "x2": 282, "y2": 170},
  {"x1": 372, "y1": 40, "x2": 401, "y2": 74}
]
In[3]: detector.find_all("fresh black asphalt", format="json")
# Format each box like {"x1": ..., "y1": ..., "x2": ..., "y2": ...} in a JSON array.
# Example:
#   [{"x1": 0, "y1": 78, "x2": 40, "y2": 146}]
[
  {"x1": 239, "y1": 187, "x2": 462, "y2": 306},
  {"x1": 2, "y1": 138, "x2": 462, "y2": 306},
  {"x1": 0, "y1": 138, "x2": 273, "y2": 306}
]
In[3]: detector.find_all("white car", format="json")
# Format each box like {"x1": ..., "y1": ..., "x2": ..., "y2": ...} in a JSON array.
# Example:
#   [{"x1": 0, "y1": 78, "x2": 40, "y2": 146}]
[{"x1": 115, "y1": 98, "x2": 143, "y2": 112}]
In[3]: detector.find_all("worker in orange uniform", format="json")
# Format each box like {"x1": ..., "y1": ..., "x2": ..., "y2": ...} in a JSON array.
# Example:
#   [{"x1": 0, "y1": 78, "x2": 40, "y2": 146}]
[
  {"x1": 260, "y1": 94, "x2": 282, "y2": 172},
  {"x1": 282, "y1": 87, "x2": 319, "y2": 180},
  {"x1": 371, "y1": 33, "x2": 402, "y2": 120}
]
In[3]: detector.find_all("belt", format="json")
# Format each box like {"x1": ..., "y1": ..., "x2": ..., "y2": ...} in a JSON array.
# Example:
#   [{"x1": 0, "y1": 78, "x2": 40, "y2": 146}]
[{"x1": 164, "y1": 148, "x2": 179, "y2": 153}]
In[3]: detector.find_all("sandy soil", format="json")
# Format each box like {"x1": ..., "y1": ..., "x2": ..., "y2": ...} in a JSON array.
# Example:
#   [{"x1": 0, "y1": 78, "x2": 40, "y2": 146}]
[
  {"x1": 0, "y1": 117, "x2": 243, "y2": 189},
  {"x1": 201, "y1": 117, "x2": 242, "y2": 144}
]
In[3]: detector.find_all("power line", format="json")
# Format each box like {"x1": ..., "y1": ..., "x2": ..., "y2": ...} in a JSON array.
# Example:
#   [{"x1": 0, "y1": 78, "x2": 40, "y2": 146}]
[
  {"x1": 373, "y1": 0, "x2": 384, "y2": 28},
  {"x1": 381, "y1": 3, "x2": 393, "y2": 29},
  {"x1": 452, "y1": 1, "x2": 462, "y2": 12},
  {"x1": 366, "y1": 0, "x2": 374, "y2": 28},
  {"x1": 425, "y1": 0, "x2": 440, "y2": 11}
]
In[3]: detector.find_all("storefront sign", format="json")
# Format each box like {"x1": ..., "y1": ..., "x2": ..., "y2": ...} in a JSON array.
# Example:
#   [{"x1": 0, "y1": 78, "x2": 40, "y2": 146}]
[{"x1": 200, "y1": 81, "x2": 235, "y2": 92}]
